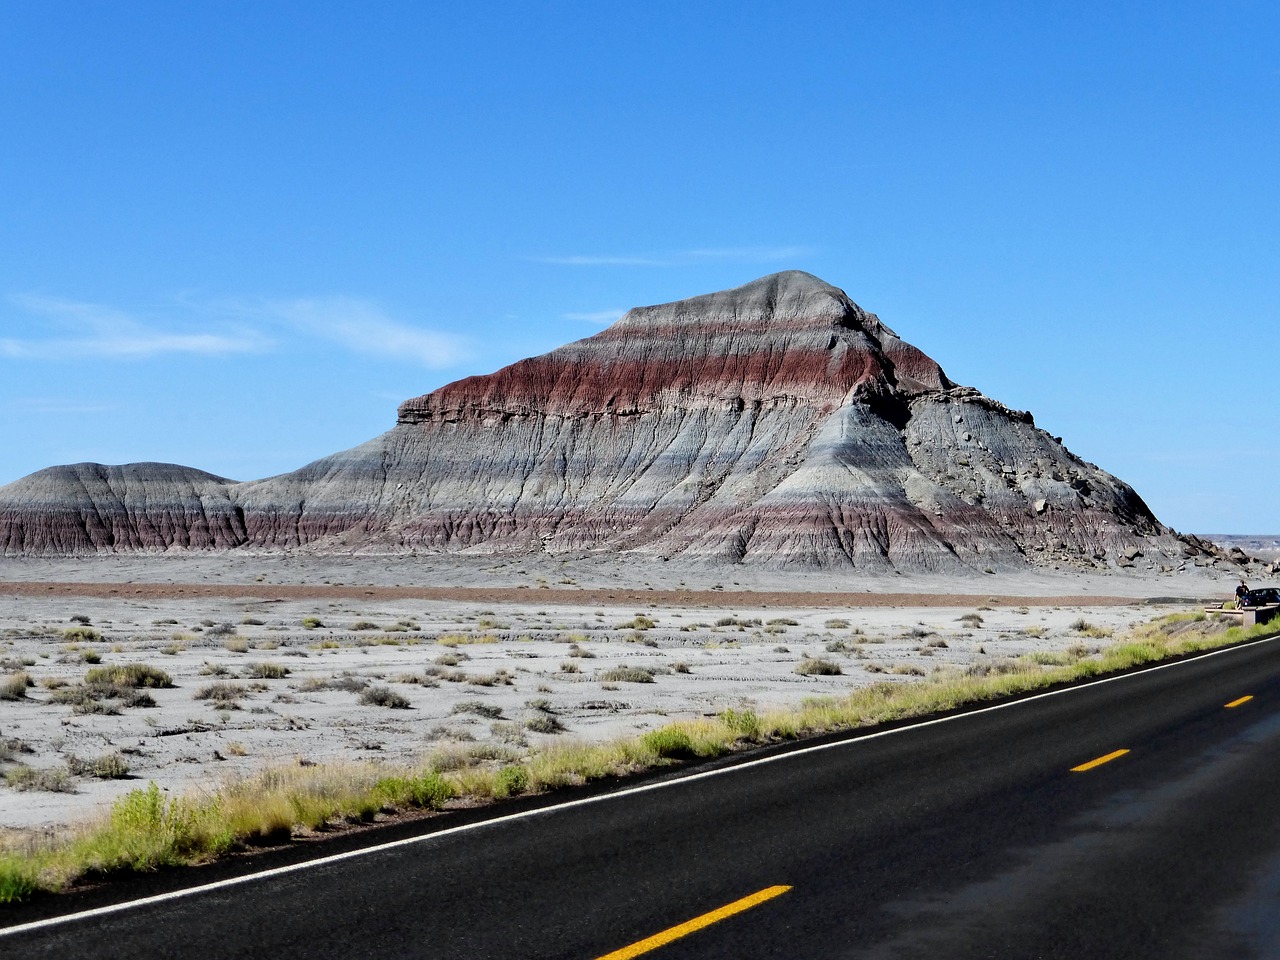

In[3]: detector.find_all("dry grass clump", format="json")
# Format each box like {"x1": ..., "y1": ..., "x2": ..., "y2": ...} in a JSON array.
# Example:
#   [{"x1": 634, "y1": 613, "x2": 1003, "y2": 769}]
[
  {"x1": 245, "y1": 662, "x2": 290, "y2": 680},
  {"x1": 795, "y1": 657, "x2": 842, "y2": 676},
  {"x1": 194, "y1": 682, "x2": 247, "y2": 707},
  {"x1": 0, "y1": 672, "x2": 32, "y2": 700},
  {"x1": 357, "y1": 686, "x2": 411, "y2": 709},
  {"x1": 597, "y1": 666, "x2": 655, "y2": 684},
  {"x1": 67, "y1": 753, "x2": 130, "y2": 780},
  {"x1": 62, "y1": 627, "x2": 101, "y2": 642},
  {"x1": 616, "y1": 615, "x2": 657, "y2": 631},
  {"x1": 5, "y1": 764, "x2": 75, "y2": 793},
  {"x1": 84, "y1": 664, "x2": 172, "y2": 688},
  {"x1": 451, "y1": 700, "x2": 502, "y2": 719},
  {"x1": 437, "y1": 633, "x2": 499, "y2": 647}
]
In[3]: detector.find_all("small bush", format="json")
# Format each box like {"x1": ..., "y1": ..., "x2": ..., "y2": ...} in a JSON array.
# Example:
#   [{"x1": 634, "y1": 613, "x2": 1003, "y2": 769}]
[
  {"x1": 451, "y1": 700, "x2": 502, "y2": 719},
  {"x1": 0, "y1": 672, "x2": 31, "y2": 700},
  {"x1": 245, "y1": 662, "x2": 290, "y2": 680},
  {"x1": 767, "y1": 617, "x2": 800, "y2": 627},
  {"x1": 493, "y1": 766, "x2": 530, "y2": 798},
  {"x1": 240, "y1": 617, "x2": 265, "y2": 626},
  {"x1": 194, "y1": 682, "x2": 246, "y2": 705},
  {"x1": 617, "y1": 615, "x2": 657, "y2": 630},
  {"x1": 525, "y1": 713, "x2": 565, "y2": 734},
  {"x1": 824, "y1": 619, "x2": 850, "y2": 629},
  {"x1": 641, "y1": 728, "x2": 696, "y2": 759},
  {"x1": 85, "y1": 664, "x2": 173, "y2": 688},
  {"x1": 69, "y1": 614, "x2": 91, "y2": 625},
  {"x1": 559, "y1": 661, "x2": 581, "y2": 673},
  {"x1": 350, "y1": 621, "x2": 381, "y2": 631},
  {"x1": 62, "y1": 626, "x2": 101, "y2": 642},
  {"x1": 671, "y1": 661, "x2": 691, "y2": 674},
  {"x1": 301, "y1": 617, "x2": 324, "y2": 629},
  {"x1": 375, "y1": 772, "x2": 454, "y2": 810},
  {"x1": 598, "y1": 666, "x2": 655, "y2": 683},
  {"x1": 719, "y1": 709, "x2": 761, "y2": 739},
  {"x1": 68, "y1": 752, "x2": 131, "y2": 779},
  {"x1": 223, "y1": 637, "x2": 250, "y2": 653},
  {"x1": 958, "y1": 613, "x2": 984, "y2": 626},
  {"x1": 795, "y1": 658, "x2": 842, "y2": 676},
  {"x1": 5, "y1": 764, "x2": 74, "y2": 793},
  {"x1": 357, "y1": 686, "x2": 410, "y2": 709}
]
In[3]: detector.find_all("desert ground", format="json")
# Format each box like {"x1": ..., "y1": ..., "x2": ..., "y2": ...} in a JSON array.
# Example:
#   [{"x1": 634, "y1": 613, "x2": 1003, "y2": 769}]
[{"x1": 0, "y1": 553, "x2": 1250, "y2": 834}]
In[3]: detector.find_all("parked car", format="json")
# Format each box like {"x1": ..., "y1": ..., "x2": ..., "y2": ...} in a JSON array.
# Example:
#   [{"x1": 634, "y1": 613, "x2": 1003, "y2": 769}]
[{"x1": 1240, "y1": 587, "x2": 1280, "y2": 608}]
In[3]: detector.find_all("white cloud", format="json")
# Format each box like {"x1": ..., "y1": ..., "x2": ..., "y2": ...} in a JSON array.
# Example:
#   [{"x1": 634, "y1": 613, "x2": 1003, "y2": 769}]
[
  {"x1": 3, "y1": 295, "x2": 272, "y2": 360},
  {"x1": 531, "y1": 245, "x2": 815, "y2": 267},
  {"x1": 258, "y1": 297, "x2": 472, "y2": 369},
  {"x1": 563, "y1": 309, "x2": 626, "y2": 325}
]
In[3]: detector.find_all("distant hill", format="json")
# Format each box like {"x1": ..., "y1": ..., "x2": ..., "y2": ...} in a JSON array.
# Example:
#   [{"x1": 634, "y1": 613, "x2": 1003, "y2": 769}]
[{"x1": 0, "y1": 271, "x2": 1247, "y2": 575}]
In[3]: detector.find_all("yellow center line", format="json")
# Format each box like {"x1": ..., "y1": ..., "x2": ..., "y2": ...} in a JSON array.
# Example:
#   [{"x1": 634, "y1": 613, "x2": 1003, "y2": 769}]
[
  {"x1": 1226, "y1": 695, "x2": 1254, "y2": 708},
  {"x1": 1071, "y1": 748, "x2": 1130, "y2": 772},
  {"x1": 595, "y1": 885, "x2": 792, "y2": 960}
]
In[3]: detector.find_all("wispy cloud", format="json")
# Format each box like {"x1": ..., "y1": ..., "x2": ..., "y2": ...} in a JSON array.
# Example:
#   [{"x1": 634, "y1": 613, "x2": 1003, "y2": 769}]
[
  {"x1": 563, "y1": 309, "x2": 626, "y2": 325},
  {"x1": 3, "y1": 295, "x2": 272, "y2": 360},
  {"x1": 531, "y1": 245, "x2": 814, "y2": 267},
  {"x1": 254, "y1": 297, "x2": 472, "y2": 369}
]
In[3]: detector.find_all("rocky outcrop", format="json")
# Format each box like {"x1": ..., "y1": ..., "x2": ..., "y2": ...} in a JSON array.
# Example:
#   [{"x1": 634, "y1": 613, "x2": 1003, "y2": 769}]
[{"x1": 0, "y1": 271, "x2": 1228, "y2": 572}]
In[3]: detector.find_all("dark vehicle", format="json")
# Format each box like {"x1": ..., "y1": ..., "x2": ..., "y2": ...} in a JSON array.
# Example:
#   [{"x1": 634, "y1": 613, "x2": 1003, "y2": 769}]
[{"x1": 1239, "y1": 587, "x2": 1280, "y2": 608}]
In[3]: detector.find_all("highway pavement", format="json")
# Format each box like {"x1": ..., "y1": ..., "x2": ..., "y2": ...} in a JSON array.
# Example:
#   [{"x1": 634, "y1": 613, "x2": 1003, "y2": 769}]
[{"x1": 4, "y1": 633, "x2": 1280, "y2": 959}]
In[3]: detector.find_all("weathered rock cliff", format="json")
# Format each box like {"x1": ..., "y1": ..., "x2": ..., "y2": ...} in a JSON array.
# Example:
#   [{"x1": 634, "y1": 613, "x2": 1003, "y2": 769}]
[{"x1": 0, "y1": 271, "x2": 1227, "y2": 572}]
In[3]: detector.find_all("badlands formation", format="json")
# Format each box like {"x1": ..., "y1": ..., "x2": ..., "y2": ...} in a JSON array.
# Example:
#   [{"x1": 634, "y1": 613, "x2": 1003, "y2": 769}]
[{"x1": 0, "y1": 271, "x2": 1238, "y2": 577}]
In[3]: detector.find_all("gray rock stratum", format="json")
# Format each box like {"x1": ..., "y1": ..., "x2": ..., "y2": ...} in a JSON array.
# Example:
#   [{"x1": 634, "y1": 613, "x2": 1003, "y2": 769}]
[{"x1": 0, "y1": 272, "x2": 1232, "y2": 572}]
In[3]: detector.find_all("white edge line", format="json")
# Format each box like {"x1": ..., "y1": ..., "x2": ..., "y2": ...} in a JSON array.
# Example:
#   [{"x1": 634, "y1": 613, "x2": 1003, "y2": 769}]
[{"x1": 3, "y1": 632, "x2": 1275, "y2": 938}]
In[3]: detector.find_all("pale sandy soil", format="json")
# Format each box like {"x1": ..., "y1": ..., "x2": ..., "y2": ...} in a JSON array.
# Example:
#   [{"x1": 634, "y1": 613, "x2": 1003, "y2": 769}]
[{"x1": 0, "y1": 555, "x2": 1243, "y2": 833}]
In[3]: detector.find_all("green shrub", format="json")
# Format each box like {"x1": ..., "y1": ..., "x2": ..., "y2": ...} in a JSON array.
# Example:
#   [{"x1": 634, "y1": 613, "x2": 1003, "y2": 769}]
[
  {"x1": 301, "y1": 617, "x2": 324, "y2": 629},
  {"x1": 493, "y1": 766, "x2": 529, "y2": 798},
  {"x1": 63, "y1": 626, "x2": 101, "y2": 642},
  {"x1": 375, "y1": 772, "x2": 454, "y2": 810},
  {"x1": 525, "y1": 713, "x2": 565, "y2": 734},
  {"x1": 641, "y1": 728, "x2": 696, "y2": 759},
  {"x1": 718, "y1": 709, "x2": 762, "y2": 739},
  {"x1": 617, "y1": 615, "x2": 657, "y2": 630}
]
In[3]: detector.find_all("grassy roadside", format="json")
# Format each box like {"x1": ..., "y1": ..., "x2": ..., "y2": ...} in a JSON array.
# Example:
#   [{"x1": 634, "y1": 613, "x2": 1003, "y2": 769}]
[{"x1": 2, "y1": 611, "x2": 1277, "y2": 904}]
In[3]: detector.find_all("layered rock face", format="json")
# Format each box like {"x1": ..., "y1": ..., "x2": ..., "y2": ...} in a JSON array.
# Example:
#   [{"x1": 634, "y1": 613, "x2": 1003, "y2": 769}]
[{"x1": 0, "y1": 272, "x2": 1222, "y2": 572}]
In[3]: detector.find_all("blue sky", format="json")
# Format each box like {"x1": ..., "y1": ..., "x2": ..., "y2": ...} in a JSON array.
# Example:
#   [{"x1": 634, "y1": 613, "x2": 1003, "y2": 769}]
[{"x1": 1, "y1": 2, "x2": 1276, "y2": 533}]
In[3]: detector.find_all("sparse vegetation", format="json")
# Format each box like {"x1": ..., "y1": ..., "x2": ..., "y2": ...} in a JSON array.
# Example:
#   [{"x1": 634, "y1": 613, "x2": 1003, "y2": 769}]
[
  {"x1": 357, "y1": 686, "x2": 411, "y2": 709},
  {"x1": 0, "y1": 672, "x2": 31, "y2": 700},
  {"x1": 245, "y1": 662, "x2": 290, "y2": 680},
  {"x1": 0, "y1": 610, "x2": 1274, "y2": 906},
  {"x1": 597, "y1": 666, "x2": 655, "y2": 683},
  {"x1": 795, "y1": 657, "x2": 842, "y2": 676},
  {"x1": 85, "y1": 664, "x2": 173, "y2": 688}
]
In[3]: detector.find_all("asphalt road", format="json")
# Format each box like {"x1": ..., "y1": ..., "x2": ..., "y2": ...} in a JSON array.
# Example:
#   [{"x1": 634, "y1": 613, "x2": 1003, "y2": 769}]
[{"x1": 5, "y1": 635, "x2": 1280, "y2": 959}]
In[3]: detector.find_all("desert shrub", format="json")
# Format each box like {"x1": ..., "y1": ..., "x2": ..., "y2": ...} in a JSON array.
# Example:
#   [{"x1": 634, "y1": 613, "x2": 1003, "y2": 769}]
[
  {"x1": 559, "y1": 661, "x2": 581, "y2": 673},
  {"x1": 714, "y1": 617, "x2": 761, "y2": 628},
  {"x1": 566, "y1": 644, "x2": 595, "y2": 658},
  {"x1": 350, "y1": 621, "x2": 380, "y2": 631},
  {"x1": 525, "y1": 713, "x2": 564, "y2": 734},
  {"x1": 451, "y1": 700, "x2": 502, "y2": 719},
  {"x1": 0, "y1": 672, "x2": 31, "y2": 700},
  {"x1": 79, "y1": 649, "x2": 102, "y2": 664},
  {"x1": 958, "y1": 613, "x2": 984, "y2": 627},
  {"x1": 493, "y1": 766, "x2": 529, "y2": 798},
  {"x1": 598, "y1": 666, "x2": 655, "y2": 683},
  {"x1": 240, "y1": 616, "x2": 265, "y2": 626},
  {"x1": 62, "y1": 626, "x2": 101, "y2": 642},
  {"x1": 641, "y1": 728, "x2": 696, "y2": 759},
  {"x1": 206, "y1": 622, "x2": 236, "y2": 637},
  {"x1": 0, "y1": 738, "x2": 34, "y2": 762},
  {"x1": 617, "y1": 615, "x2": 657, "y2": 631},
  {"x1": 301, "y1": 617, "x2": 324, "y2": 629},
  {"x1": 245, "y1": 662, "x2": 290, "y2": 680},
  {"x1": 795, "y1": 657, "x2": 842, "y2": 676},
  {"x1": 891, "y1": 664, "x2": 926, "y2": 676},
  {"x1": 824, "y1": 619, "x2": 850, "y2": 629},
  {"x1": 357, "y1": 686, "x2": 410, "y2": 709},
  {"x1": 68, "y1": 753, "x2": 131, "y2": 779},
  {"x1": 223, "y1": 637, "x2": 250, "y2": 653},
  {"x1": 4, "y1": 764, "x2": 74, "y2": 792},
  {"x1": 85, "y1": 664, "x2": 173, "y2": 688},
  {"x1": 671, "y1": 661, "x2": 691, "y2": 674},
  {"x1": 69, "y1": 614, "x2": 91, "y2": 625},
  {"x1": 194, "y1": 682, "x2": 247, "y2": 705},
  {"x1": 767, "y1": 617, "x2": 799, "y2": 627}
]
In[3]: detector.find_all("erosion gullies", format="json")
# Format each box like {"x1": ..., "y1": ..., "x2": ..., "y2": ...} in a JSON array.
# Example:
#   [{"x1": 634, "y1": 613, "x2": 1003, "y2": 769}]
[{"x1": 0, "y1": 271, "x2": 1231, "y2": 573}]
